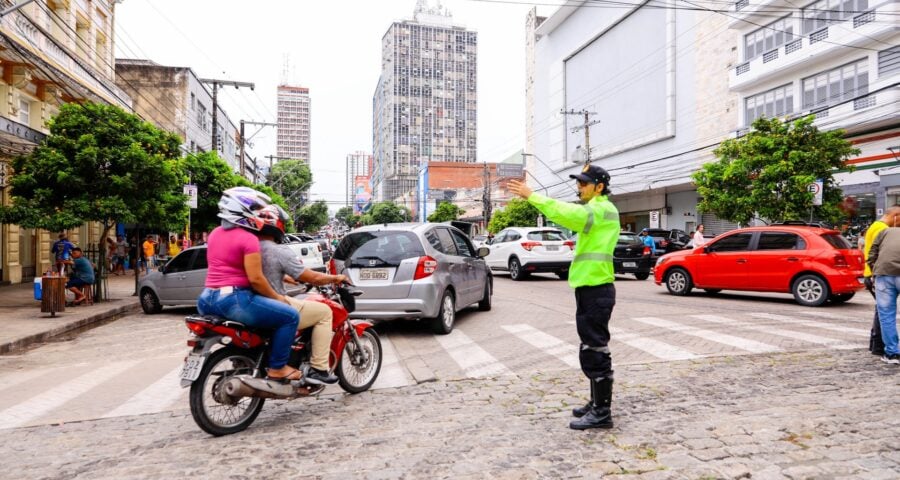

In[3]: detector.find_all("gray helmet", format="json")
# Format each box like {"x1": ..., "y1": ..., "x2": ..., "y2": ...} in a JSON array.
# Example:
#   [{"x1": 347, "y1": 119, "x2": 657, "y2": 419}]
[{"x1": 217, "y1": 187, "x2": 273, "y2": 232}]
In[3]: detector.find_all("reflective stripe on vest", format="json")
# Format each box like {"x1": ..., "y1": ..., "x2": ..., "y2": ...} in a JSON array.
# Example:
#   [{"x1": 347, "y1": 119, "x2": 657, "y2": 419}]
[
  {"x1": 573, "y1": 252, "x2": 614, "y2": 263},
  {"x1": 582, "y1": 205, "x2": 594, "y2": 234}
]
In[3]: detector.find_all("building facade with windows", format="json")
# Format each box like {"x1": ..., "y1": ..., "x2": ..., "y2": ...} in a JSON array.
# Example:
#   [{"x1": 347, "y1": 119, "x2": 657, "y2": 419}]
[
  {"x1": 729, "y1": 0, "x2": 900, "y2": 229},
  {"x1": 372, "y1": 0, "x2": 478, "y2": 205},
  {"x1": 0, "y1": 0, "x2": 133, "y2": 284},
  {"x1": 276, "y1": 85, "x2": 310, "y2": 163},
  {"x1": 527, "y1": 2, "x2": 739, "y2": 235},
  {"x1": 115, "y1": 59, "x2": 246, "y2": 178}
]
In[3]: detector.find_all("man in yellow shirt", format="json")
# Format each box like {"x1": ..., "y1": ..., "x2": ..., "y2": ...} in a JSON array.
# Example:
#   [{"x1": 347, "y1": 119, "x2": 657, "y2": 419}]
[
  {"x1": 865, "y1": 206, "x2": 900, "y2": 355},
  {"x1": 142, "y1": 235, "x2": 158, "y2": 273}
]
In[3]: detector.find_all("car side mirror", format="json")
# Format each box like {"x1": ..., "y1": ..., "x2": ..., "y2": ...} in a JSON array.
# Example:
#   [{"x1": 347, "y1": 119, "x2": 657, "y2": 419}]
[{"x1": 476, "y1": 246, "x2": 490, "y2": 258}]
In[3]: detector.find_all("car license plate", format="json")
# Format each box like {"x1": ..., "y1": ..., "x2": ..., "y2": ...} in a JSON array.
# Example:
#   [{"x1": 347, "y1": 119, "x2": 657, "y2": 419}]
[
  {"x1": 180, "y1": 353, "x2": 204, "y2": 381},
  {"x1": 623, "y1": 262, "x2": 637, "y2": 268},
  {"x1": 545, "y1": 245, "x2": 559, "y2": 251},
  {"x1": 360, "y1": 268, "x2": 389, "y2": 280}
]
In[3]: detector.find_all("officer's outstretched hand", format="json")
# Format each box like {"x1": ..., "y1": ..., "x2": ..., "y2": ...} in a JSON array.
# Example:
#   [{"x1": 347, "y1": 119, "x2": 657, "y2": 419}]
[{"x1": 508, "y1": 180, "x2": 533, "y2": 199}]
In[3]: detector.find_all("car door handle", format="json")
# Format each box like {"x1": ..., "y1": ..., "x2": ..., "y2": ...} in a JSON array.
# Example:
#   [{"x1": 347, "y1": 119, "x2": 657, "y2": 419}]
[
  {"x1": 736, "y1": 259, "x2": 747, "y2": 264},
  {"x1": 786, "y1": 257, "x2": 799, "y2": 262}
]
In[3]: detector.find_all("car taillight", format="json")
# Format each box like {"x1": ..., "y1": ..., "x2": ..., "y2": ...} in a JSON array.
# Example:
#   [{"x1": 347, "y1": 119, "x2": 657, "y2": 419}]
[
  {"x1": 327, "y1": 258, "x2": 336, "y2": 275},
  {"x1": 414, "y1": 256, "x2": 438, "y2": 280},
  {"x1": 563, "y1": 241, "x2": 575, "y2": 250},
  {"x1": 660, "y1": 240, "x2": 668, "y2": 247},
  {"x1": 186, "y1": 322, "x2": 207, "y2": 336},
  {"x1": 521, "y1": 241, "x2": 542, "y2": 251},
  {"x1": 642, "y1": 246, "x2": 651, "y2": 256},
  {"x1": 833, "y1": 254, "x2": 849, "y2": 268}
]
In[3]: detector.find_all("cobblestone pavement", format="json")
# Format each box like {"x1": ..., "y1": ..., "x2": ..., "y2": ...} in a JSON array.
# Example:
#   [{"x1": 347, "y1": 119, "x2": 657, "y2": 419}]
[{"x1": 4, "y1": 347, "x2": 899, "y2": 479}]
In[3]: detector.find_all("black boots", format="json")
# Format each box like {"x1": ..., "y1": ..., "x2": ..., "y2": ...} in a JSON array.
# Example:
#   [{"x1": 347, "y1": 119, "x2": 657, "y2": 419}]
[{"x1": 570, "y1": 378, "x2": 613, "y2": 430}]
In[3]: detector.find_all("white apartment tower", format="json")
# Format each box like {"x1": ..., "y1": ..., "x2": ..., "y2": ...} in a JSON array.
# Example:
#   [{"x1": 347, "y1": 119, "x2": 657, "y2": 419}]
[
  {"x1": 372, "y1": 0, "x2": 478, "y2": 202},
  {"x1": 276, "y1": 85, "x2": 311, "y2": 162}
]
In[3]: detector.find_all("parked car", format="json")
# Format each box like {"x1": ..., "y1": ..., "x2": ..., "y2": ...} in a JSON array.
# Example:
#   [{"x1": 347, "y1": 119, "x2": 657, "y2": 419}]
[
  {"x1": 471, "y1": 234, "x2": 489, "y2": 249},
  {"x1": 331, "y1": 222, "x2": 492, "y2": 334},
  {"x1": 615, "y1": 232, "x2": 653, "y2": 280},
  {"x1": 643, "y1": 228, "x2": 691, "y2": 253},
  {"x1": 139, "y1": 246, "x2": 208, "y2": 313},
  {"x1": 483, "y1": 227, "x2": 575, "y2": 280},
  {"x1": 653, "y1": 225, "x2": 865, "y2": 306},
  {"x1": 284, "y1": 233, "x2": 325, "y2": 272}
]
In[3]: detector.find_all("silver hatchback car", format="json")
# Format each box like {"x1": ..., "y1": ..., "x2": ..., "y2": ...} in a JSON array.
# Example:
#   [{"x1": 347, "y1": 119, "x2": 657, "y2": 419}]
[{"x1": 332, "y1": 223, "x2": 492, "y2": 334}]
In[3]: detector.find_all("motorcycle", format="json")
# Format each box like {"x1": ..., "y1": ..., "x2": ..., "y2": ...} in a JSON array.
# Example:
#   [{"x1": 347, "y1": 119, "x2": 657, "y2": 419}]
[{"x1": 179, "y1": 283, "x2": 382, "y2": 436}]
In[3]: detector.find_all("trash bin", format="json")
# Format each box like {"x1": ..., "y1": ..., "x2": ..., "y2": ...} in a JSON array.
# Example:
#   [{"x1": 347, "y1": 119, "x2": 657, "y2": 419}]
[{"x1": 33, "y1": 277, "x2": 42, "y2": 300}]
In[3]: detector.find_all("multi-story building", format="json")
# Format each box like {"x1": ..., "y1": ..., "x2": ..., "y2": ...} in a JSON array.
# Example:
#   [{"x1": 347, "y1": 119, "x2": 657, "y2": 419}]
[
  {"x1": 728, "y1": 0, "x2": 899, "y2": 227},
  {"x1": 0, "y1": 0, "x2": 132, "y2": 284},
  {"x1": 527, "y1": 2, "x2": 739, "y2": 233},
  {"x1": 345, "y1": 151, "x2": 372, "y2": 209},
  {"x1": 115, "y1": 60, "x2": 247, "y2": 178},
  {"x1": 276, "y1": 85, "x2": 310, "y2": 163},
  {"x1": 372, "y1": 0, "x2": 478, "y2": 204}
]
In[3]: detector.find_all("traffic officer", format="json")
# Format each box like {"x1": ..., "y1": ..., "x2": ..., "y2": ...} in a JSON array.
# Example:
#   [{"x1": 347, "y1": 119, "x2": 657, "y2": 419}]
[{"x1": 508, "y1": 164, "x2": 619, "y2": 430}]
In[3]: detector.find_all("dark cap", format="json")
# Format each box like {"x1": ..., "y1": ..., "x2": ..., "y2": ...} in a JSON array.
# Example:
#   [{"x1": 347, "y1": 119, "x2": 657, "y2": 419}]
[{"x1": 569, "y1": 164, "x2": 611, "y2": 185}]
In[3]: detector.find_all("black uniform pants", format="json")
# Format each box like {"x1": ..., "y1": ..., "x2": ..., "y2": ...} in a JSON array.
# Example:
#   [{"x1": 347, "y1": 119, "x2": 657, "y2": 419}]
[{"x1": 575, "y1": 283, "x2": 616, "y2": 381}]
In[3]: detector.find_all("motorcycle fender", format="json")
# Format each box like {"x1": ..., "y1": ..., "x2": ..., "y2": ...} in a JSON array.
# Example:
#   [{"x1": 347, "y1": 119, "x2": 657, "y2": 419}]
[
  {"x1": 350, "y1": 319, "x2": 374, "y2": 336},
  {"x1": 180, "y1": 335, "x2": 224, "y2": 388}
]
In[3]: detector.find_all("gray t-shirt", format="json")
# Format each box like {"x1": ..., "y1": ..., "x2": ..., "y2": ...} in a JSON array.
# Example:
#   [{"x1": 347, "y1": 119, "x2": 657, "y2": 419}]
[{"x1": 260, "y1": 239, "x2": 306, "y2": 295}]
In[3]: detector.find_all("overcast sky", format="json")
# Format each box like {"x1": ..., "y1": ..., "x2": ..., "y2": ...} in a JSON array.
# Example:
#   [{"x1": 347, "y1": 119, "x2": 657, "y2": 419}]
[{"x1": 114, "y1": 0, "x2": 551, "y2": 211}]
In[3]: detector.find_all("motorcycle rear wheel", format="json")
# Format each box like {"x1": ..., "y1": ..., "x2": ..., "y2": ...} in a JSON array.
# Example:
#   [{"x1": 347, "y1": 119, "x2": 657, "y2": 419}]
[
  {"x1": 337, "y1": 329, "x2": 383, "y2": 394},
  {"x1": 189, "y1": 347, "x2": 265, "y2": 436}
]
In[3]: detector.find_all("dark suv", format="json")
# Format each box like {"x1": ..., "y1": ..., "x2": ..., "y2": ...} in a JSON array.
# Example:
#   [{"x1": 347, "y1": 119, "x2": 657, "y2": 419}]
[{"x1": 644, "y1": 228, "x2": 690, "y2": 253}]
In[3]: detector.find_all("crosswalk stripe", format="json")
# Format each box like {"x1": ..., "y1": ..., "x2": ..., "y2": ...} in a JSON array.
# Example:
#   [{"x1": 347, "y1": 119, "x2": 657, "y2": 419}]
[
  {"x1": 693, "y1": 314, "x2": 857, "y2": 349},
  {"x1": 632, "y1": 317, "x2": 781, "y2": 353},
  {"x1": 434, "y1": 329, "x2": 512, "y2": 378},
  {"x1": 795, "y1": 310, "x2": 846, "y2": 320},
  {"x1": 748, "y1": 313, "x2": 869, "y2": 337},
  {"x1": 101, "y1": 366, "x2": 186, "y2": 419},
  {"x1": 611, "y1": 330, "x2": 700, "y2": 361},
  {"x1": 371, "y1": 334, "x2": 415, "y2": 390},
  {"x1": 0, "y1": 361, "x2": 138, "y2": 429},
  {"x1": 503, "y1": 324, "x2": 579, "y2": 368}
]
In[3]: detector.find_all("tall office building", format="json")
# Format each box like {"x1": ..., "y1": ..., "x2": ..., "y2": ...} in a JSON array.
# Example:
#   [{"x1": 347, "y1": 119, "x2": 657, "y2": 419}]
[
  {"x1": 372, "y1": 0, "x2": 477, "y2": 202},
  {"x1": 276, "y1": 85, "x2": 311, "y2": 163}
]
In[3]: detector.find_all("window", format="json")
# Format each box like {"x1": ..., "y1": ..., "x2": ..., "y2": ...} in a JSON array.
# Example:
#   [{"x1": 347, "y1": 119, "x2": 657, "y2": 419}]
[
  {"x1": 708, "y1": 233, "x2": 753, "y2": 252},
  {"x1": 757, "y1": 232, "x2": 805, "y2": 250},
  {"x1": 744, "y1": 16, "x2": 794, "y2": 61},
  {"x1": 802, "y1": 0, "x2": 868, "y2": 34},
  {"x1": 450, "y1": 230, "x2": 473, "y2": 257},
  {"x1": 744, "y1": 84, "x2": 794, "y2": 125},
  {"x1": 802, "y1": 58, "x2": 868, "y2": 109},
  {"x1": 17, "y1": 97, "x2": 31, "y2": 125},
  {"x1": 526, "y1": 230, "x2": 567, "y2": 242},
  {"x1": 165, "y1": 250, "x2": 196, "y2": 274},
  {"x1": 879, "y1": 46, "x2": 900, "y2": 77}
]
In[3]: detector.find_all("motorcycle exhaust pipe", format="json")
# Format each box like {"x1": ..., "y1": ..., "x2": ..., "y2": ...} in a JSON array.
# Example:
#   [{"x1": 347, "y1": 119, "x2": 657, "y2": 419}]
[{"x1": 223, "y1": 376, "x2": 299, "y2": 399}]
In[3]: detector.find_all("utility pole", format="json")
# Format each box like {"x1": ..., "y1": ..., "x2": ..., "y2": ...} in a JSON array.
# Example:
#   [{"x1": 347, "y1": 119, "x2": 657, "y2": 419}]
[
  {"x1": 482, "y1": 163, "x2": 492, "y2": 228},
  {"x1": 239, "y1": 120, "x2": 276, "y2": 180},
  {"x1": 200, "y1": 78, "x2": 254, "y2": 155},
  {"x1": 561, "y1": 109, "x2": 601, "y2": 164}
]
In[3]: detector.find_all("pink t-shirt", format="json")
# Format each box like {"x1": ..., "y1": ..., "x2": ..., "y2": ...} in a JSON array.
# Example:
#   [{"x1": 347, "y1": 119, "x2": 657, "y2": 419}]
[{"x1": 204, "y1": 226, "x2": 260, "y2": 288}]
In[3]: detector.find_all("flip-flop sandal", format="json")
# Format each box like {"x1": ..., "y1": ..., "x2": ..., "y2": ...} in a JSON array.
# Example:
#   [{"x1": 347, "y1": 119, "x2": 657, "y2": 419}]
[{"x1": 266, "y1": 368, "x2": 302, "y2": 383}]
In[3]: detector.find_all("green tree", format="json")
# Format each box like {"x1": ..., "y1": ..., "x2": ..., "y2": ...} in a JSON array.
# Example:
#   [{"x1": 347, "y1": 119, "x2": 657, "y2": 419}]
[
  {"x1": 427, "y1": 201, "x2": 465, "y2": 223},
  {"x1": 335, "y1": 206, "x2": 358, "y2": 228},
  {"x1": 369, "y1": 201, "x2": 409, "y2": 224},
  {"x1": 266, "y1": 159, "x2": 312, "y2": 213},
  {"x1": 487, "y1": 198, "x2": 539, "y2": 233},
  {"x1": 0, "y1": 102, "x2": 186, "y2": 299},
  {"x1": 693, "y1": 116, "x2": 859, "y2": 225},
  {"x1": 294, "y1": 200, "x2": 329, "y2": 232}
]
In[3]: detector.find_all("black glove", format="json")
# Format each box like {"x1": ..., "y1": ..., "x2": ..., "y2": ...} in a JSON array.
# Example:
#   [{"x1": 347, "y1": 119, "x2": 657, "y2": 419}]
[{"x1": 864, "y1": 276, "x2": 874, "y2": 291}]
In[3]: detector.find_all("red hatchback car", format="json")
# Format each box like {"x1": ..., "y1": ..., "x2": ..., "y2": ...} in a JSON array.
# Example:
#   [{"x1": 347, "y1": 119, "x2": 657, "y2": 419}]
[{"x1": 653, "y1": 224, "x2": 865, "y2": 306}]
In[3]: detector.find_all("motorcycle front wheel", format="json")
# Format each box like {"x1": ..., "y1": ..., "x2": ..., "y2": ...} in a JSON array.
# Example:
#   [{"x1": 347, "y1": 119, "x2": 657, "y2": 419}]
[
  {"x1": 337, "y1": 329, "x2": 383, "y2": 394},
  {"x1": 189, "y1": 347, "x2": 265, "y2": 436}
]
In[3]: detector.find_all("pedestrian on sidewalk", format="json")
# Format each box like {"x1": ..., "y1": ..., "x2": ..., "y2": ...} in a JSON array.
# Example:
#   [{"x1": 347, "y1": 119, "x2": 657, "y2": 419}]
[
  {"x1": 509, "y1": 164, "x2": 620, "y2": 430},
  {"x1": 51, "y1": 232, "x2": 75, "y2": 274},
  {"x1": 863, "y1": 207, "x2": 900, "y2": 356},
  {"x1": 142, "y1": 235, "x2": 158, "y2": 272},
  {"x1": 113, "y1": 235, "x2": 128, "y2": 275},
  {"x1": 866, "y1": 223, "x2": 900, "y2": 365}
]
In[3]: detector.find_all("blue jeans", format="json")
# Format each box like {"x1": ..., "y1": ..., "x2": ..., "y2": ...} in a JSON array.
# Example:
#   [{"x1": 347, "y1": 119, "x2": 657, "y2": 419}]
[
  {"x1": 197, "y1": 287, "x2": 300, "y2": 369},
  {"x1": 874, "y1": 275, "x2": 900, "y2": 356}
]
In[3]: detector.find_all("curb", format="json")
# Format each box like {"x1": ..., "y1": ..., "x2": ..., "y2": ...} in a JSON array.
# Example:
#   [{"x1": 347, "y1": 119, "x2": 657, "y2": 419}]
[{"x1": 0, "y1": 301, "x2": 142, "y2": 355}]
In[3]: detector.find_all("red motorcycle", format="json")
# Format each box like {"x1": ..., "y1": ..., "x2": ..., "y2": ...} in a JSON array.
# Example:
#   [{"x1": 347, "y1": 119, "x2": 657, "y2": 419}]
[{"x1": 180, "y1": 284, "x2": 382, "y2": 436}]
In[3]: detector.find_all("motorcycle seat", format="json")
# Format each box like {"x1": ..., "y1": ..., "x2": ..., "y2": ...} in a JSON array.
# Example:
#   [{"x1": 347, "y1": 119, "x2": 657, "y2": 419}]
[{"x1": 185, "y1": 314, "x2": 251, "y2": 330}]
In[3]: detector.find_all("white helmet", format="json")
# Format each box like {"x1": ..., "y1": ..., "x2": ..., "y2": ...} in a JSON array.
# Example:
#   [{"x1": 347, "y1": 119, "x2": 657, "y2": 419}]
[{"x1": 217, "y1": 187, "x2": 273, "y2": 232}]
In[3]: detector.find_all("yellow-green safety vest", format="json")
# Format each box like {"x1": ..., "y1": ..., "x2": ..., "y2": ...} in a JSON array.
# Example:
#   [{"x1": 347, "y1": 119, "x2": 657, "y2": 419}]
[{"x1": 527, "y1": 193, "x2": 619, "y2": 288}]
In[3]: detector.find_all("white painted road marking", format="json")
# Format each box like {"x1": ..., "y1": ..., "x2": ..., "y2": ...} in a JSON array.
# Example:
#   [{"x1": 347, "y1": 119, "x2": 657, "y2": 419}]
[
  {"x1": 435, "y1": 329, "x2": 512, "y2": 378},
  {"x1": 632, "y1": 317, "x2": 781, "y2": 354},
  {"x1": 102, "y1": 365, "x2": 186, "y2": 419},
  {"x1": 748, "y1": 313, "x2": 869, "y2": 337},
  {"x1": 503, "y1": 324, "x2": 579, "y2": 368},
  {"x1": 693, "y1": 314, "x2": 857, "y2": 349}
]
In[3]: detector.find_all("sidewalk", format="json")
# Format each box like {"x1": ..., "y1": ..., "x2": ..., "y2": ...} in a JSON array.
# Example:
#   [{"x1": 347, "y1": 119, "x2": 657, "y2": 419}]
[{"x1": 0, "y1": 272, "x2": 142, "y2": 354}]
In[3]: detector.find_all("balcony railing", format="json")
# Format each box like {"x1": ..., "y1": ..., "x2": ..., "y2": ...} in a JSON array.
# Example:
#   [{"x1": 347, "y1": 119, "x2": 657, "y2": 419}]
[
  {"x1": 854, "y1": 95, "x2": 876, "y2": 110},
  {"x1": 853, "y1": 11, "x2": 875, "y2": 28},
  {"x1": 735, "y1": 0, "x2": 749, "y2": 11},
  {"x1": 762, "y1": 49, "x2": 779, "y2": 63},
  {"x1": 809, "y1": 27, "x2": 829, "y2": 44},
  {"x1": 736, "y1": 62, "x2": 750, "y2": 75},
  {"x1": 785, "y1": 39, "x2": 802, "y2": 55}
]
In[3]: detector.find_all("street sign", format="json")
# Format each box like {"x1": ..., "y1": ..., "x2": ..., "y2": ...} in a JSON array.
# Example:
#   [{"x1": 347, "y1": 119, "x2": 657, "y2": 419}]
[
  {"x1": 496, "y1": 163, "x2": 524, "y2": 178},
  {"x1": 807, "y1": 180, "x2": 823, "y2": 206},
  {"x1": 184, "y1": 185, "x2": 198, "y2": 209},
  {"x1": 649, "y1": 210, "x2": 659, "y2": 228}
]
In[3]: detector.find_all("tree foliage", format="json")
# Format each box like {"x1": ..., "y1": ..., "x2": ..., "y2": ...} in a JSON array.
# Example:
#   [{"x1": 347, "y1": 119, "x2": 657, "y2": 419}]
[
  {"x1": 0, "y1": 102, "x2": 187, "y2": 233},
  {"x1": 693, "y1": 116, "x2": 859, "y2": 225},
  {"x1": 369, "y1": 201, "x2": 410, "y2": 224},
  {"x1": 427, "y1": 201, "x2": 465, "y2": 223},
  {"x1": 334, "y1": 206, "x2": 357, "y2": 227},
  {"x1": 487, "y1": 198, "x2": 539, "y2": 233},
  {"x1": 294, "y1": 200, "x2": 329, "y2": 232},
  {"x1": 266, "y1": 159, "x2": 312, "y2": 211}
]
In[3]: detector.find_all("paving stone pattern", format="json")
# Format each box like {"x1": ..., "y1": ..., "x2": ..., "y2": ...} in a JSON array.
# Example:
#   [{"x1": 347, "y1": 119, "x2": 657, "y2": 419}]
[{"x1": 4, "y1": 348, "x2": 899, "y2": 479}]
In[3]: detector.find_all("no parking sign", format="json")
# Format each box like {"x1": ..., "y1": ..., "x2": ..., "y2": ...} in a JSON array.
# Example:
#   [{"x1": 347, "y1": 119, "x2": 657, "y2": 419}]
[{"x1": 807, "y1": 180, "x2": 823, "y2": 206}]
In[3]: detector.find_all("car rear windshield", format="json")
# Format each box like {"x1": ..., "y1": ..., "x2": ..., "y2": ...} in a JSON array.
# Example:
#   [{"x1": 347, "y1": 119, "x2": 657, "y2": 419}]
[
  {"x1": 821, "y1": 233, "x2": 852, "y2": 249},
  {"x1": 333, "y1": 231, "x2": 426, "y2": 267},
  {"x1": 619, "y1": 234, "x2": 640, "y2": 243},
  {"x1": 526, "y1": 230, "x2": 566, "y2": 241}
]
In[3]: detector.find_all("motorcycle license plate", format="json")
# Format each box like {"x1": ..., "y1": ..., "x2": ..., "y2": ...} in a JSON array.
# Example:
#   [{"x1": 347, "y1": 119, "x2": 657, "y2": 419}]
[
  {"x1": 359, "y1": 268, "x2": 389, "y2": 280},
  {"x1": 623, "y1": 262, "x2": 637, "y2": 268},
  {"x1": 180, "y1": 353, "x2": 204, "y2": 381}
]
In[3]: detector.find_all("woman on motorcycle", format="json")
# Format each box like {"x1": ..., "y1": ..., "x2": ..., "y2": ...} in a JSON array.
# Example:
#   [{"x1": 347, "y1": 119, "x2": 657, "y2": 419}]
[{"x1": 197, "y1": 187, "x2": 302, "y2": 381}]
